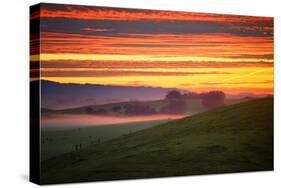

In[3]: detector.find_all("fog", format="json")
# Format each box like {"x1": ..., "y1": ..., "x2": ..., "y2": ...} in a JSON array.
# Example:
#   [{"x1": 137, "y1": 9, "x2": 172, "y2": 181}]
[{"x1": 41, "y1": 114, "x2": 185, "y2": 130}]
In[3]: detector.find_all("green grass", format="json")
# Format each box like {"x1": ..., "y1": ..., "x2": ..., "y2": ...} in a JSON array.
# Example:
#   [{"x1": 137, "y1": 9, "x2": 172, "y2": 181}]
[
  {"x1": 41, "y1": 119, "x2": 169, "y2": 161},
  {"x1": 41, "y1": 97, "x2": 273, "y2": 184}
]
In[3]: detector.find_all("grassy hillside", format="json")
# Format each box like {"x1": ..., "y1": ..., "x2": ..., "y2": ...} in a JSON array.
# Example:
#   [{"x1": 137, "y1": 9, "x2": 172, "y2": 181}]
[
  {"x1": 41, "y1": 119, "x2": 170, "y2": 161},
  {"x1": 41, "y1": 97, "x2": 273, "y2": 184}
]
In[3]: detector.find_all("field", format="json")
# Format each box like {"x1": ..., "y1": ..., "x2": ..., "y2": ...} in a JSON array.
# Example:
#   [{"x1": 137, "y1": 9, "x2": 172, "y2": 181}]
[
  {"x1": 41, "y1": 119, "x2": 170, "y2": 161},
  {"x1": 41, "y1": 97, "x2": 273, "y2": 184}
]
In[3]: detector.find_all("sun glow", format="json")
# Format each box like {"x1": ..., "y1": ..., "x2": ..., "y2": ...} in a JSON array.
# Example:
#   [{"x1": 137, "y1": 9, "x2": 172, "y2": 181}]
[{"x1": 31, "y1": 4, "x2": 273, "y2": 96}]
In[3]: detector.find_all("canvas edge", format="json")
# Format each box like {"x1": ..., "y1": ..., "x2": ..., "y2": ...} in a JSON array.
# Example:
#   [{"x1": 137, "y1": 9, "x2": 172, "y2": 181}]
[{"x1": 30, "y1": 3, "x2": 41, "y2": 185}]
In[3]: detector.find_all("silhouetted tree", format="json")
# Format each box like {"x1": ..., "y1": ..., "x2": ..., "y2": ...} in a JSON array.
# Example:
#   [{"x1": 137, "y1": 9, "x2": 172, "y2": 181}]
[
  {"x1": 202, "y1": 91, "x2": 225, "y2": 110},
  {"x1": 93, "y1": 109, "x2": 108, "y2": 115},
  {"x1": 182, "y1": 92, "x2": 202, "y2": 99},
  {"x1": 124, "y1": 103, "x2": 157, "y2": 116},
  {"x1": 112, "y1": 106, "x2": 121, "y2": 113},
  {"x1": 85, "y1": 107, "x2": 108, "y2": 115},
  {"x1": 160, "y1": 100, "x2": 186, "y2": 114},
  {"x1": 165, "y1": 90, "x2": 183, "y2": 100},
  {"x1": 85, "y1": 107, "x2": 94, "y2": 114}
]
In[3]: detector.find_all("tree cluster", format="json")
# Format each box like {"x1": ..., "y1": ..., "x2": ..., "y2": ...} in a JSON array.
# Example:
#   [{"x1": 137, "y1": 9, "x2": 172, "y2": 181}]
[
  {"x1": 85, "y1": 107, "x2": 108, "y2": 115},
  {"x1": 124, "y1": 103, "x2": 157, "y2": 116},
  {"x1": 201, "y1": 91, "x2": 226, "y2": 110},
  {"x1": 163, "y1": 90, "x2": 226, "y2": 112}
]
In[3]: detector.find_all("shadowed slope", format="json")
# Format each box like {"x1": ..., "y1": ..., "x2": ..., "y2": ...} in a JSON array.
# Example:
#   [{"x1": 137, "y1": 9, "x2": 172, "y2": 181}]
[{"x1": 41, "y1": 97, "x2": 273, "y2": 184}]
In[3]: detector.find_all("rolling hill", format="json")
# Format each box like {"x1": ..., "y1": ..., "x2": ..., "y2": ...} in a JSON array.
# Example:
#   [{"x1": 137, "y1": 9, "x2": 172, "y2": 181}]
[
  {"x1": 42, "y1": 98, "x2": 204, "y2": 116},
  {"x1": 40, "y1": 80, "x2": 181, "y2": 109},
  {"x1": 42, "y1": 96, "x2": 255, "y2": 117},
  {"x1": 41, "y1": 97, "x2": 273, "y2": 184}
]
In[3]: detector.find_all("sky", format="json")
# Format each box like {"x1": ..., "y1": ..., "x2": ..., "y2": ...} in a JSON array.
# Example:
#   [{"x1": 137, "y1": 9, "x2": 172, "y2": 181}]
[{"x1": 30, "y1": 3, "x2": 274, "y2": 95}]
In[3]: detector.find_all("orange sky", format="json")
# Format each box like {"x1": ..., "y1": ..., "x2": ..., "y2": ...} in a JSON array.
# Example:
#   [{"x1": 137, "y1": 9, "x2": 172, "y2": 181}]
[{"x1": 31, "y1": 4, "x2": 274, "y2": 95}]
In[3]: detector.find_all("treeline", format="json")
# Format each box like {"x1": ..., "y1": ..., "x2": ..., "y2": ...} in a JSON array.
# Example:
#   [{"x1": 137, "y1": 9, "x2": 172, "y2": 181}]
[
  {"x1": 85, "y1": 90, "x2": 226, "y2": 116},
  {"x1": 165, "y1": 90, "x2": 226, "y2": 110}
]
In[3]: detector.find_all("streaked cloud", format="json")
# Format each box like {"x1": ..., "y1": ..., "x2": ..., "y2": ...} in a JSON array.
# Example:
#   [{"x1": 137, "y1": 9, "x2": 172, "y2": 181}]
[
  {"x1": 30, "y1": 4, "x2": 274, "y2": 95},
  {"x1": 32, "y1": 4, "x2": 272, "y2": 26},
  {"x1": 31, "y1": 53, "x2": 273, "y2": 63},
  {"x1": 81, "y1": 27, "x2": 112, "y2": 32},
  {"x1": 40, "y1": 67, "x2": 231, "y2": 77},
  {"x1": 38, "y1": 32, "x2": 273, "y2": 63}
]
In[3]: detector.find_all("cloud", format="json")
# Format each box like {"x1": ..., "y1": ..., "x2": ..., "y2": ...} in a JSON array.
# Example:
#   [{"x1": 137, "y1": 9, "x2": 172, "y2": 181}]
[
  {"x1": 37, "y1": 32, "x2": 273, "y2": 62},
  {"x1": 226, "y1": 54, "x2": 273, "y2": 60},
  {"x1": 31, "y1": 4, "x2": 273, "y2": 39},
  {"x1": 40, "y1": 60, "x2": 273, "y2": 70},
  {"x1": 31, "y1": 53, "x2": 273, "y2": 64},
  {"x1": 81, "y1": 27, "x2": 112, "y2": 32},
  {"x1": 34, "y1": 4, "x2": 273, "y2": 26},
  {"x1": 40, "y1": 17, "x2": 273, "y2": 37},
  {"x1": 31, "y1": 4, "x2": 274, "y2": 96},
  {"x1": 40, "y1": 69, "x2": 231, "y2": 77},
  {"x1": 199, "y1": 80, "x2": 273, "y2": 86}
]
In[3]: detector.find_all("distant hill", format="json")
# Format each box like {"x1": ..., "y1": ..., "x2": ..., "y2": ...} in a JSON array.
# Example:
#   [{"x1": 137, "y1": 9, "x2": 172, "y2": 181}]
[
  {"x1": 43, "y1": 98, "x2": 204, "y2": 116},
  {"x1": 39, "y1": 80, "x2": 182, "y2": 109},
  {"x1": 226, "y1": 92, "x2": 269, "y2": 99},
  {"x1": 41, "y1": 97, "x2": 273, "y2": 184},
  {"x1": 38, "y1": 80, "x2": 264, "y2": 111},
  {"x1": 42, "y1": 94, "x2": 256, "y2": 117}
]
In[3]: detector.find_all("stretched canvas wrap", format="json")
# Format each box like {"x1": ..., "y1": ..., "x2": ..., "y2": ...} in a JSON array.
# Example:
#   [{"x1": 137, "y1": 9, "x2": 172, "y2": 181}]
[{"x1": 30, "y1": 3, "x2": 274, "y2": 185}]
